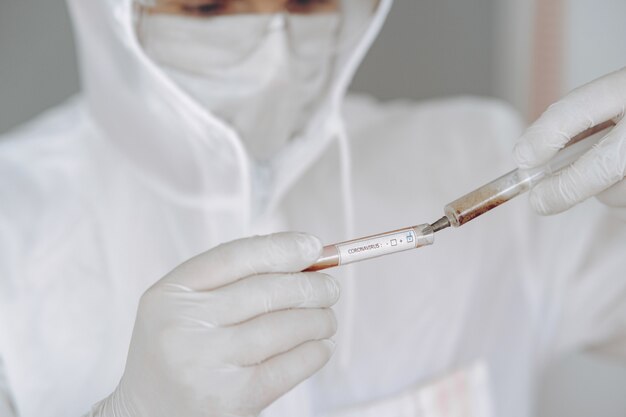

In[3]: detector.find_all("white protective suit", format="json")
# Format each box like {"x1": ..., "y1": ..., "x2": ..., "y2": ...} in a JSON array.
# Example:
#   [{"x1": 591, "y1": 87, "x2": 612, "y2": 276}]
[{"x1": 2, "y1": 1, "x2": 626, "y2": 417}]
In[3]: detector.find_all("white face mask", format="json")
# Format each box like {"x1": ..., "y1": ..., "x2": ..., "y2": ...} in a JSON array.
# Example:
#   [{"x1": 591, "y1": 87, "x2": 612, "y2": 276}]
[{"x1": 138, "y1": 13, "x2": 340, "y2": 160}]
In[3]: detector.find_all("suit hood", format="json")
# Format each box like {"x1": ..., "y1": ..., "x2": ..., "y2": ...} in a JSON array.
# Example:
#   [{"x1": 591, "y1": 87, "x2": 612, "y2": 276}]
[{"x1": 65, "y1": 0, "x2": 392, "y2": 225}]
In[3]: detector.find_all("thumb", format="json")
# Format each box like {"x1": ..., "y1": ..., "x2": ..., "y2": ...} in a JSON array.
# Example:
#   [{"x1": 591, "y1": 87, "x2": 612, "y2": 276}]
[{"x1": 514, "y1": 68, "x2": 626, "y2": 169}]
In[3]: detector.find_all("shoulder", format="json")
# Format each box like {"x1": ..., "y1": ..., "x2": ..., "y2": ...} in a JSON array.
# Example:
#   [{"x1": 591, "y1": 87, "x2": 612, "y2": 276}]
[
  {"x1": 343, "y1": 93, "x2": 524, "y2": 155},
  {"x1": 343, "y1": 93, "x2": 523, "y2": 131},
  {"x1": 0, "y1": 98, "x2": 96, "y2": 281},
  {"x1": 342, "y1": 94, "x2": 525, "y2": 191},
  {"x1": 0, "y1": 97, "x2": 94, "y2": 176},
  {"x1": 0, "y1": 97, "x2": 93, "y2": 212}
]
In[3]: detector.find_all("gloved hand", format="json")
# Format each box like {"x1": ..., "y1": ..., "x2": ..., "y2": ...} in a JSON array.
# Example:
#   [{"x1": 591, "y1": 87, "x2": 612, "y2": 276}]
[
  {"x1": 514, "y1": 67, "x2": 626, "y2": 215},
  {"x1": 88, "y1": 232, "x2": 339, "y2": 417}
]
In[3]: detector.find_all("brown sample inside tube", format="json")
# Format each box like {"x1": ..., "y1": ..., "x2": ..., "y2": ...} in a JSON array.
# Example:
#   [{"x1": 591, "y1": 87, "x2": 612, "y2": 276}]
[
  {"x1": 445, "y1": 171, "x2": 528, "y2": 227},
  {"x1": 444, "y1": 120, "x2": 617, "y2": 228},
  {"x1": 305, "y1": 246, "x2": 339, "y2": 272}
]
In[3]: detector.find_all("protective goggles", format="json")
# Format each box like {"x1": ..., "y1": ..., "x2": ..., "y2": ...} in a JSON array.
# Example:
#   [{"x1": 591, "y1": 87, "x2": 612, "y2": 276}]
[{"x1": 134, "y1": 0, "x2": 380, "y2": 67}]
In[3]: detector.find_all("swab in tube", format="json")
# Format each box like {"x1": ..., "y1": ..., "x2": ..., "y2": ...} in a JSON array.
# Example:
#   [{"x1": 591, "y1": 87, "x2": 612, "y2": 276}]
[{"x1": 306, "y1": 224, "x2": 434, "y2": 272}]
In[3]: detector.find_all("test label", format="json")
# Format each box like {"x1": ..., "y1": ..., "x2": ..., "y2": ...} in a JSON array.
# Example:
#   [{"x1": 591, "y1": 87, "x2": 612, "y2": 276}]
[{"x1": 336, "y1": 228, "x2": 417, "y2": 265}]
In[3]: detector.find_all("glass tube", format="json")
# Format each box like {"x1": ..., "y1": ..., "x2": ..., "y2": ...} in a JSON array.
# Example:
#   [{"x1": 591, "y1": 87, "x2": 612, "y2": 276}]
[
  {"x1": 444, "y1": 121, "x2": 614, "y2": 227},
  {"x1": 306, "y1": 224, "x2": 434, "y2": 271}
]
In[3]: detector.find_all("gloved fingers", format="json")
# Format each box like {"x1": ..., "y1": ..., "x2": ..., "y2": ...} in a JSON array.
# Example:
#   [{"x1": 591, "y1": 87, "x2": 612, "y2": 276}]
[
  {"x1": 252, "y1": 339, "x2": 335, "y2": 409},
  {"x1": 224, "y1": 308, "x2": 337, "y2": 366},
  {"x1": 165, "y1": 232, "x2": 322, "y2": 290},
  {"x1": 528, "y1": 123, "x2": 626, "y2": 215},
  {"x1": 203, "y1": 272, "x2": 340, "y2": 326},
  {"x1": 515, "y1": 67, "x2": 626, "y2": 169},
  {"x1": 151, "y1": 272, "x2": 339, "y2": 327}
]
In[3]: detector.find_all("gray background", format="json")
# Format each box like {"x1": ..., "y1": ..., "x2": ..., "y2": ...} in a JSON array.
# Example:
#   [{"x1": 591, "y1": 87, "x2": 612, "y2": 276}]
[
  {"x1": 2, "y1": 0, "x2": 626, "y2": 416},
  {"x1": 0, "y1": 0, "x2": 79, "y2": 134}
]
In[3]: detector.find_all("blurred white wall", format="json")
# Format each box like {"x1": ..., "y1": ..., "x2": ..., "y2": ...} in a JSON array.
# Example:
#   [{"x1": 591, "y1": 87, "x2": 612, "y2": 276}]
[
  {"x1": 564, "y1": 0, "x2": 626, "y2": 91},
  {"x1": 1, "y1": 1, "x2": 626, "y2": 416},
  {"x1": 492, "y1": 0, "x2": 626, "y2": 120}
]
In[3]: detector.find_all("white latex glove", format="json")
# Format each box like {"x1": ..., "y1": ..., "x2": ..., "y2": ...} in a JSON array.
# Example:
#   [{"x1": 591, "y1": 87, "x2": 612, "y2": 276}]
[
  {"x1": 514, "y1": 67, "x2": 626, "y2": 215},
  {"x1": 87, "y1": 232, "x2": 339, "y2": 417}
]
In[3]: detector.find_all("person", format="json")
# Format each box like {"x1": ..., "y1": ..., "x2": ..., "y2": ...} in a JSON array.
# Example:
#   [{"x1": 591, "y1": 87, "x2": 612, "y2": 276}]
[{"x1": 0, "y1": 0, "x2": 625, "y2": 416}]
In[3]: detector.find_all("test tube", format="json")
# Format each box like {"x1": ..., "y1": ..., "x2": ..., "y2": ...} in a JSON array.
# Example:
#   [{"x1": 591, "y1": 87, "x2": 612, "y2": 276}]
[
  {"x1": 305, "y1": 224, "x2": 434, "y2": 272},
  {"x1": 443, "y1": 120, "x2": 616, "y2": 227},
  {"x1": 306, "y1": 121, "x2": 615, "y2": 272}
]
